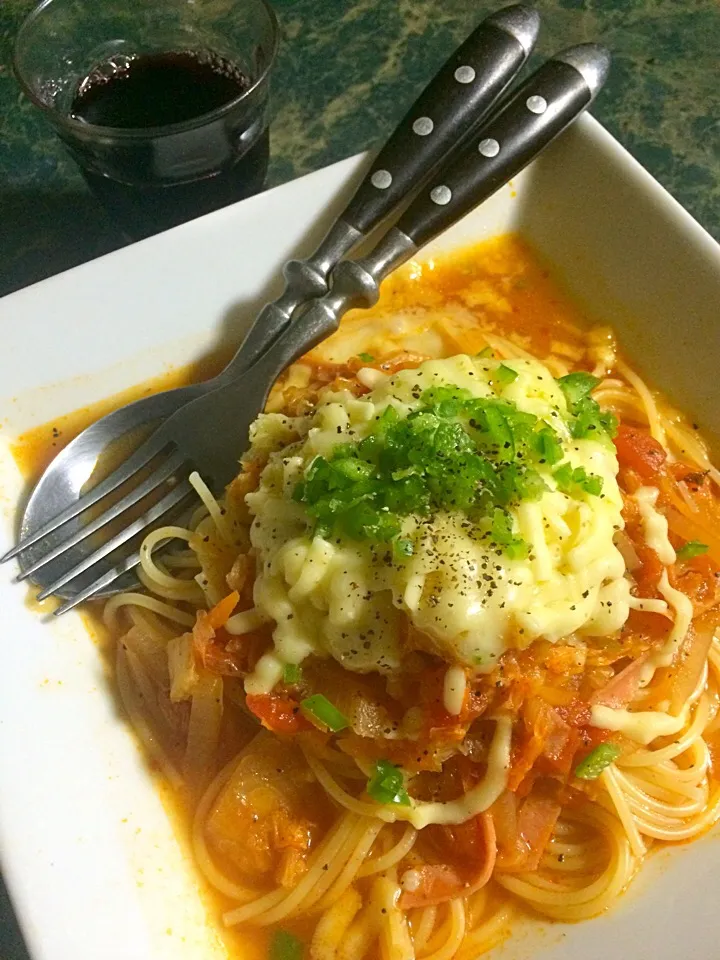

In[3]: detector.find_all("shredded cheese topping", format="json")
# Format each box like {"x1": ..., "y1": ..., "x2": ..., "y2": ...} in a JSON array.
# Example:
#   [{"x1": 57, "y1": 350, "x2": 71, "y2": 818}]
[
  {"x1": 633, "y1": 486, "x2": 676, "y2": 565},
  {"x1": 443, "y1": 666, "x2": 467, "y2": 717},
  {"x1": 378, "y1": 717, "x2": 512, "y2": 828},
  {"x1": 590, "y1": 703, "x2": 689, "y2": 745},
  {"x1": 244, "y1": 355, "x2": 630, "y2": 693}
]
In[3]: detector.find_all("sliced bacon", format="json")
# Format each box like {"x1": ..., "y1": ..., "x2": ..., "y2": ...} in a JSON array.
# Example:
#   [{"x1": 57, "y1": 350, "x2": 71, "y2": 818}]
[
  {"x1": 514, "y1": 793, "x2": 562, "y2": 872},
  {"x1": 590, "y1": 652, "x2": 650, "y2": 709},
  {"x1": 507, "y1": 699, "x2": 575, "y2": 792},
  {"x1": 494, "y1": 790, "x2": 561, "y2": 873},
  {"x1": 670, "y1": 555, "x2": 720, "y2": 618},
  {"x1": 399, "y1": 813, "x2": 496, "y2": 909},
  {"x1": 668, "y1": 618, "x2": 717, "y2": 715}
]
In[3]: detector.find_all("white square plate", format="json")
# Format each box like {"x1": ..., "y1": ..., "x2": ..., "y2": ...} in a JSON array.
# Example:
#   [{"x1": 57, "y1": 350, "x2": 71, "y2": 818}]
[{"x1": 2, "y1": 113, "x2": 720, "y2": 960}]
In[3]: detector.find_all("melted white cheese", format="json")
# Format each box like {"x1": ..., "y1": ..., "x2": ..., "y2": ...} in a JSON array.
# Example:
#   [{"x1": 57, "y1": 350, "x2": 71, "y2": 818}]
[
  {"x1": 590, "y1": 703, "x2": 689, "y2": 745},
  {"x1": 627, "y1": 596, "x2": 670, "y2": 616},
  {"x1": 225, "y1": 607, "x2": 269, "y2": 635},
  {"x1": 633, "y1": 486, "x2": 676, "y2": 565},
  {"x1": 443, "y1": 666, "x2": 467, "y2": 716},
  {"x1": 378, "y1": 716, "x2": 512, "y2": 828},
  {"x1": 592, "y1": 566, "x2": 696, "y2": 739},
  {"x1": 634, "y1": 569, "x2": 695, "y2": 692},
  {"x1": 244, "y1": 355, "x2": 629, "y2": 692}
]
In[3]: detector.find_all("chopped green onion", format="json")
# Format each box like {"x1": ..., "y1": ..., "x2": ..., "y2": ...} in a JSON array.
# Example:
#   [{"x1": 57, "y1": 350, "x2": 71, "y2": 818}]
[
  {"x1": 495, "y1": 363, "x2": 519, "y2": 386},
  {"x1": 557, "y1": 372, "x2": 600, "y2": 406},
  {"x1": 574, "y1": 743, "x2": 621, "y2": 780},
  {"x1": 553, "y1": 462, "x2": 603, "y2": 497},
  {"x1": 533, "y1": 426, "x2": 564, "y2": 465},
  {"x1": 367, "y1": 759, "x2": 411, "y2": 806},
  {"x1": 676, "y1": 541, "x2": 709, "y2": 561},
  {"x1": 358, "y1": 352, "x2": 375, "y2": 363},
  {"x1": 269, "y1": 929, "x2": 304, "y2": 960},
  {"x1": 490, "y1": 508, "x2": 528, "y2": 559},
  {"x1": 505, "y1": 539, "x2": 529, "y2": 561},
  {"x1": 477, "y1": 346, "x2": 494, "y2": 358},
  {"x1": 393, "y1": 538, "x2": 414, "y2": 559},
  {"x1": 557, "y1": 372, "x2": 617, "y2": 442},
  {"x1": 300, "y1": 694, "x2": 349, "y2": 732},
  {"x1": 282, "y1": 664, "x2": 302, "y2": 685},
  {"x1": 570, "y1": 398, "x2": 618, "y2": 441},
  {"x1": 333, "y1": 457, "x2": 374, "y2": 482},
  {"x1": 294, "y1": 375, "x2": 574, "y2": 557}
]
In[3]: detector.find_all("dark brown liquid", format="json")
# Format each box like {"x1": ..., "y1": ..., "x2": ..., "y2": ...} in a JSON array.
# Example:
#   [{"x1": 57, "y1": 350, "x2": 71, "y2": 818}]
[
  {"x1": 71, "y1": 50, "x2": 250, "y2": 128},
  {"x1": 68, "y1": 50, "x2": 269, "y2": 238}
]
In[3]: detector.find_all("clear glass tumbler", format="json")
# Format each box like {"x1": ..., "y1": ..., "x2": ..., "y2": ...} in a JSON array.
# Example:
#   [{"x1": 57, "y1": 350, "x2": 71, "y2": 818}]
[{"x1": 14, "y1": 0, "x2": 279, "y2": 238}]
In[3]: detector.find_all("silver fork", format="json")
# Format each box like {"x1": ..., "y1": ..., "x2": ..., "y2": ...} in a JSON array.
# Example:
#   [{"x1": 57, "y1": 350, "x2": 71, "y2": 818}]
[
  {"x1": 3, "y1": 44, "x2": 610, "y2": 615},
  {"x1": 8, "y1": 4, "x2": 540, "y2": 602}
]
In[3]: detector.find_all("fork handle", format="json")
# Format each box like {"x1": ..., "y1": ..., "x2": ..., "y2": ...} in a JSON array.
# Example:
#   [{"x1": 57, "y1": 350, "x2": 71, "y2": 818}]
[
  {"x1": 396, "y1": 45, "x2": 609, "y2": 247},
  {"x1": 339, "y1": 4, "x2": 539, "y2": 237},
  {"x1": 215, "y1": 5, "x2": 540, "y2": 387},
  {"x1": 253, "y1": 44, "x2": 611, "y2": 383}
]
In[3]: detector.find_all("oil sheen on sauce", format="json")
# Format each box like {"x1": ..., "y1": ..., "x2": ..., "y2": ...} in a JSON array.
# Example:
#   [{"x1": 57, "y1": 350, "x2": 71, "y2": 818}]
[{"x1": 13, "y1": 236, "x2": 603, "y2": 960}]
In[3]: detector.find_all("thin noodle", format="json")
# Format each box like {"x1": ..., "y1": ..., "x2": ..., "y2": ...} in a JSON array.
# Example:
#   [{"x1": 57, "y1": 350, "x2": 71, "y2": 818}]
[
  {"x1": 104, "y1": 592, "x2": 195, "y2": 630},
  {"x1": 357, "y1": 825, "x2": 417, "y2": 877},
  {"x1": 95, "y1": 249, "x2": 720, "y2": 960},
  {"x1": 422, "y1": 900, "x2": 465, "y2": 960},
  {"x1": 617, "y1": 360, "x2": 666, "y2": 447},
  {"x1": 189, "y1": 470, "x2": 235, "y2": 545}
]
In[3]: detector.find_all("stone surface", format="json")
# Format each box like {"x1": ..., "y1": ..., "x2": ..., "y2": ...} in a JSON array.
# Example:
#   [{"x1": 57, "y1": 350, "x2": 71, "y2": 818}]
[
  {"x1": 1, "y1": 0, "x2": 719, "y2": 301},
  {"x1": 0, "y1": 0, "x2": 719, "y2": 956}
]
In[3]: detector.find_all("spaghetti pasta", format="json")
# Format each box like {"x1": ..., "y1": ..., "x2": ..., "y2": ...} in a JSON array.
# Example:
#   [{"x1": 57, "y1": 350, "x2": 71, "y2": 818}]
[{"x1": 99, "y1": 236, "x2": 720, "y2": 960}]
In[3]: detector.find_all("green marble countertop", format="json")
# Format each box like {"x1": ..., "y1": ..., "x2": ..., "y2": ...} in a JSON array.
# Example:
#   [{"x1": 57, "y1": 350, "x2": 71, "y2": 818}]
[
  {"x1": 0, "y1": 0, "x2": 719, "y2": 955},
  {"x1": 2, "y1": 0, "x2": 720, "y2": 303}
]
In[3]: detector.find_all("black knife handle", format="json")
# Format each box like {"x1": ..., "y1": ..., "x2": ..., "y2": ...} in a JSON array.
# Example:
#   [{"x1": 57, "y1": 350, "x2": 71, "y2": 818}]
[
  {"x1": 341, "y1": 5, "x2": 540, "y2": 236},
  {"x1": 395, "y1": 44, "x2": 611, "y2": 248}
]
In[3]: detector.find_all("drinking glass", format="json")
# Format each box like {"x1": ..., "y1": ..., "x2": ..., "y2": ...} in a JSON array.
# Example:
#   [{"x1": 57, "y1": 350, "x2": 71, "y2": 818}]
[{"x1": 14, "y1": 0, "x2": 279, "y2": 238}]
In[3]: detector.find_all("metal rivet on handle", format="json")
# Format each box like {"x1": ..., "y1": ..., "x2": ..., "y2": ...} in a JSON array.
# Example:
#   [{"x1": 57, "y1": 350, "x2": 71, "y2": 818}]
[
  {"x1": 478, "y1": 138, "x2": 500, "y2": 158},
  {"x1": 412, "y1": 116, "x2": 434, "y2": 136},
  {"x1": 430, "y1": 185, "x2": 452, "y2": 205},
  {"x1": 526, "y1": 95, "x2": 547, "y2": 114},
  {"x1": 454, "y1": 65, "x2": 475, "y2": 84},
  {"x1": 371, "y1": 169, "x2": 392, "y2": 189}
]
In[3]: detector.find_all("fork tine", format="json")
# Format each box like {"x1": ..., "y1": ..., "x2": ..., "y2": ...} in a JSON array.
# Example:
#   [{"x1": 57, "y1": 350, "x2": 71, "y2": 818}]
[
  {"x1": 35, "y1": 478, "x2": 195, "y2": 600},
  {"x1": 16, "y1": 449, "x2": 188, "y2": 581},
  {"x1": 51, "y1": 548, "x2": 145, "y2": 617},
  {"x1": 1, "y1": 431, "x2": 174, "y2": 563}
]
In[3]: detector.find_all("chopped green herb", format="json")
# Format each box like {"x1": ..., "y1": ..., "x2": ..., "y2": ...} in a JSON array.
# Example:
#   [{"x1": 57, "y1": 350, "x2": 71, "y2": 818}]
[
  {"x1": 358, "y1": 352, "x2": 375, "y2": 363},
  {"x1": 574, "y1": 743, "x2": 621, "y2": 780},
  {"x1": 282, "y1": 663, "x2": 303, "y2": 685},
  {"x1": 269, "y1": 929, "x2": 304, "y2": 960},
  {"x1": 294, "y1": 379, "x2": 566, "y2": 556},
  {"x1": 367, "y1": 759, "x2": 411, "y2": 806},
  {"x1": 300, "y1": 694, "x2": 349, "y2": 732},
  {"x1": 495, "y1": 363, "x2": 519, "y2": 386},
  {"x1": 533, "y1": 426, "x2": 564, "y2": 465},
  {"x1": 477, "y1": 346, "x2": 494, "y2": 359},
  {"x1": 557, "y1": 372, "x2": 617, "y2": 442},
  {"x1": 557, "y1": 372, "x2": 600, "y2": 406},
  {"x1": 570, "y1": 397, "x2": 618, "y2": 441},
  {"x1": 393, "y1": 538, "x2": 415, "y2": 559},
  {"x1": 553, "y1": 462, "x2": 603, "y2": 497},
  {"x1": 676, "y1": 540, "x2": 709, "y2": 561},
  {"x1": 491, "y1": 508, "x2": 528, "y2": 559}
]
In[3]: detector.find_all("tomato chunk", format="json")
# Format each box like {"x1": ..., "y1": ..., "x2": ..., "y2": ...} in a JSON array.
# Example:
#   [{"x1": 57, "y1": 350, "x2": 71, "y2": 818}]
[
  {"x1": 614, "y1": 425, "x2": 666, "y2": 481},
  {"x1": 246, "y1": 694, "x2": 313, "y2": 734}
]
